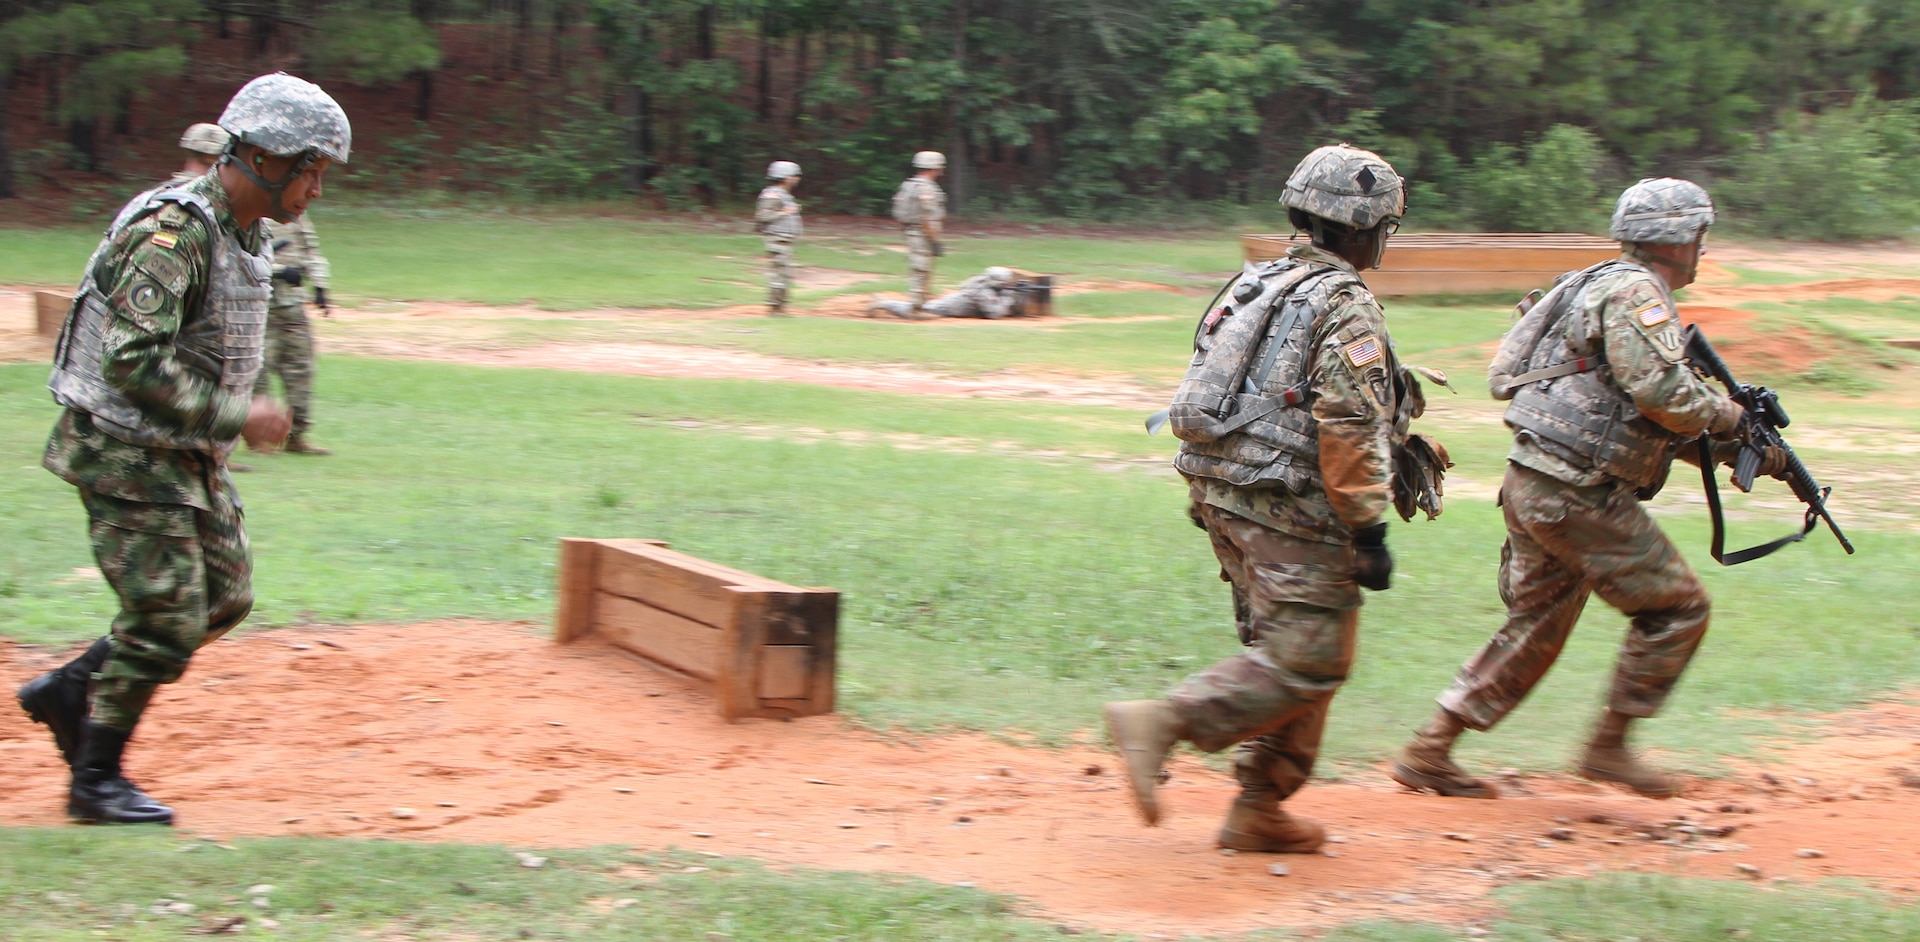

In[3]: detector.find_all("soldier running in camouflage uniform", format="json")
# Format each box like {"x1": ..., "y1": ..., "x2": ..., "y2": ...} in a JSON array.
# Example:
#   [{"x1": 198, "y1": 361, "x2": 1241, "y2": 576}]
[
  {"x1": 891, "y1": 151, "x2": 948, "y2": 311},
  {"x1": 1389, "y1": 179, "x2": 1780, "y2": 801},
  {"x1": 17, "y1": 73, "x2": 350, "y2": 825},
  {"x1": 1104, "y1": 145, "x2": 1412, "y2": 853},
  {"x1": 869, "y1": 266, "x2": 1025, "y2": 319},
  {"x1": 755, "y1": 160, "x2": 803, "y2": 316},
  {"x1": 255, "y1": 213, "x2": 332, "y2": 454}
]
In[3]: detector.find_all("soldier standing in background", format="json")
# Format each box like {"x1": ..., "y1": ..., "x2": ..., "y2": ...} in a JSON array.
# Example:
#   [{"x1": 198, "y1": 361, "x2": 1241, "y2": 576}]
[
  {"x1": 17, "y1": 73, "x2": 349, "y2": 824},
  {"x1": 1104, "y1": 145, "x2": 1412, "y2": 853},
  {"x1": 255, "y1": 209, "x2": 334, "y2": 455},
  {"x1": 755, "y1": 160, "x2": 803, "y2": 316},
  {"x1": 891, "y1": 151, "x2": 948, "y2": 312},
  {"x1": 1389, "y1": 179, "x2": 1781, "y2": 801},
  {"x1": 175, "y1": 124, "x2": 229, "y2": 183}
]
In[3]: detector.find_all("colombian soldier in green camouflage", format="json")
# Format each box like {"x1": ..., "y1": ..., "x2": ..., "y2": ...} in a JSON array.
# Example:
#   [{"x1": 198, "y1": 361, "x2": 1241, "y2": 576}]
[
  {"x1": 869, "y1": 266, "x2": 1024, "y2": 319},
  {"x1": 254, "y1": 212, "x2": 333, "y2": 454},
  {"x1": 17, "y1": 73, "x2": 350, "y2": 825},
  {"x1": 755, "y1": 160, "x2": 803, "y2": 316},
  {"x1": 891, "y1": 151, "x2": 947, "y2": 310},
  {"x1": 1390, "y1": 179, "x2": 1775, "y2": 801},
  {"x1": 1104, "y1": 145, "x2": 1410, "y2": 853}
]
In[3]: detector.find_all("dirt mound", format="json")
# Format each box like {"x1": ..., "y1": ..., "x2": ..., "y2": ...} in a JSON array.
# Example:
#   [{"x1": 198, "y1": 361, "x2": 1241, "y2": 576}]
[
  {"x1": 1692, "y1": 278, "x2": 1920, "y2": 306},
  {"x1": 5, "y1": 623, "x2": 1917, "y2": 937}
]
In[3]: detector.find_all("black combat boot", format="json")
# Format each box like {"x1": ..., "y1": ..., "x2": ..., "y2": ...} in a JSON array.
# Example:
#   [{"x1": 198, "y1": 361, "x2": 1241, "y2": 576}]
[
  {"x1": 68, "y1": 721, "x2": 174, "y2": 825},
  {"x1": 16, "y1": 636, "x2": 112, "y2": 767}
]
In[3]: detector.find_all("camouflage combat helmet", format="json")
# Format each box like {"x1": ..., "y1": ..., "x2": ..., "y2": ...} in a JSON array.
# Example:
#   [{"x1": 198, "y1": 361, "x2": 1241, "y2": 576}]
[
  {"x1": 178, "y1": 123, "x2": 231, "y2": 156},
  {"x1": 912, "y1": 151, "x2": 947, "y2": 170},
  {"x1": 985, "y1": 266, "x2": 1015, "y2": 285},
  {"x1": 1279, "y1": 144, "x2": 1405, "y2": 231},
  {"x1": 767, "y1": 160, "x2": 802, "y2": 180},
  {"x1": 1610, "y1": 178, "x2": 1714, "y2": 245},
  {"x1": 218, "y1": 73, "x2": 352, "y2": 164}
]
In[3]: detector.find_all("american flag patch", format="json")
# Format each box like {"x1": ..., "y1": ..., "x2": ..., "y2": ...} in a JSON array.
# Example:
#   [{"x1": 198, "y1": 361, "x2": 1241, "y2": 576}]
[
  {"x1": 1636, "y1": 302, "x2": 1670, "y2": 326},
  {"x1": 1344, "y1": 335, "x2": 1383, "y2": 368}
]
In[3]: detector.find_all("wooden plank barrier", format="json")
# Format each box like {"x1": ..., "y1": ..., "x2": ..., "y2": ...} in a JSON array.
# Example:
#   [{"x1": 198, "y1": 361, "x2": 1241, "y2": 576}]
[
  {"x1": 555, "y1": 538, "x2": 838, "y2": 721},
  {"x1": 36, "y1": 290, "x2": 70, "y2": 338},
  {"x1": 1241, "y1": 232, "x2": 1619, "y2": 297}
]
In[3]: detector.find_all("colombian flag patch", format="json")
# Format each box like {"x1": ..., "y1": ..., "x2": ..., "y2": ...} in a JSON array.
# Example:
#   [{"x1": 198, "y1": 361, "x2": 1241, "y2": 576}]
[{"x1": 150, "y1": 232, "x2": 179, "y2": 250}]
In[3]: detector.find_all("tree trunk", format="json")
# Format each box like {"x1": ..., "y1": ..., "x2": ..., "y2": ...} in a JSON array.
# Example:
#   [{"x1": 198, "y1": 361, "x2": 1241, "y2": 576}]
[
  {"x1": 757, "y1": 11, "x2": 772, "y2": 122},
  {"x1": 622, "y1": 81, "x2": 644, "y2": 194},
  {"x1": 415, "y1": 69, "x2": 434, "y2": 120},
  {"x1": 510, "y1": 0, "x2": 531, "y2": 73},
  {"x1": 0, "y1": 70, "x2": 15, "y2": 199},
  {"x1": 946, "y1": 0, "x2": 968, "y2": 214},
  {"x1": 695, "y1": 4, "x2": 715, "y2": 60},
  {"x1": 790, "y1": 31, "x2": 808, "y2": 131},
  {"x1": 68, "y1": 117, "x2": 98, "y2": 173}
]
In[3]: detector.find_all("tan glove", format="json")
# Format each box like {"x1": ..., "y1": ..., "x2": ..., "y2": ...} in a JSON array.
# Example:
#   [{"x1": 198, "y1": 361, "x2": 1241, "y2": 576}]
[
  {"x1": 1754, "y1": 443, "x2": 1790, "y2": 477},
  {"x1": 1708, "y1": 397, "x2": 1746, "y2": 440}
]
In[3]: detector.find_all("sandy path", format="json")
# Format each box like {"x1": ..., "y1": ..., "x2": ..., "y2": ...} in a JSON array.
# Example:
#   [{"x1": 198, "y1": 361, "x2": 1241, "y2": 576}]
[{"x1": 5, "y1": 623, "x2": 1917, "y2": 937}]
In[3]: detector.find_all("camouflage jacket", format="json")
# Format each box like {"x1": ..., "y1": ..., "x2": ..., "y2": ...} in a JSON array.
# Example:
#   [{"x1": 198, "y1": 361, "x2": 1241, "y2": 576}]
[
  {"x1": 755, "y1": 185, "x2": 803, "y2": 240},
  {"x1": 265, "y1": 213, "x2": 328, "y2": 308},
  {"x1": 1508, "y1": 255, "x2": 1735, "y2": 487},
  {"x1": 1193, "y1": 244, "x2": 1397, "y2": 545},
  {"x1": 44, "y1": 171, "x2": 264, "y2": 509},
  {"x1": 927, "y1": 272, "x2": 1018, "y2": 318},
  {"x1": 895, "y1": 176, "x2": 947, "y2": 230}
]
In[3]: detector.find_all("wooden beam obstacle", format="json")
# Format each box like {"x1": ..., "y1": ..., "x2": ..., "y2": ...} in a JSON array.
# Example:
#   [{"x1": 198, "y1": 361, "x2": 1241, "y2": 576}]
[
  {"x1": 554, "y1": 538, "x2": 838, "y2": 721},
  {"x1": 1242, "y1": 232, "x2": 1620, "y2": 297},
  {"x1": 35, "y1": 291, "x2": 68, "y2": 338}
]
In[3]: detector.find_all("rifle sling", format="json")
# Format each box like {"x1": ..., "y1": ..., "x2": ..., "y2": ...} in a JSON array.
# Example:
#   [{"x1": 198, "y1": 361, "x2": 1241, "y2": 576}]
[
  {"x1": 1499, "y1": 356, "x2": 1602, "y2": 394},
  {"x1": 1697, "y1": 437, "x2": 1816, "y2": 565}
]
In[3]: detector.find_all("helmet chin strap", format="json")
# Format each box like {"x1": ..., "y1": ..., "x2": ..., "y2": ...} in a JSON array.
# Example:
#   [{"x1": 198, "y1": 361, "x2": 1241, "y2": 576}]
[
  {"x1": 1626, "y1": 239, "x2": 1701, "y2": 286},
  {"x1": 222, "y1": 149, "x2": 318, "y2": 223}
]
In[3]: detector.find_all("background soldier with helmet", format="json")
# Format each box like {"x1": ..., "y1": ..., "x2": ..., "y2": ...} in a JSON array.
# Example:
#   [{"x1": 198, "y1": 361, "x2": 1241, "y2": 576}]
[
  {"x1": 255, "y1": 208, "x2": 334, "y2": 455},
  {"x1": 1390, "y1": 178, "x2": 1786, "y2": 802},
  {"x1": 17, "y1": 72, "x2": 350, "y2": 825},
  {"x1": 755, "y1": 160, "x2": 804, "y2": 316},
  {"x1": 1104, "y1": 144, "x2": 1417, "y2": 854},
  {"x1": 174, "y1": 123, "x2": 229, "y2": 183},
  {"x1": 892, "y1": 151, "x2": 948, "y2": 311}
]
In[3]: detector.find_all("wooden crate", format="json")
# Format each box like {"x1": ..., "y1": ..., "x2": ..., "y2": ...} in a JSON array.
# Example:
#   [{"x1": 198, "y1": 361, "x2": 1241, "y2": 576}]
[
  {"x1": 554, "y1": 538, "x2": 838, "y2": 721},
  {"x1": 36, "y1": 291, "x2": 70, "y2": 338},
  {"x1": 1241, "y1": 232, "x2": 1619, "y2": 297}
]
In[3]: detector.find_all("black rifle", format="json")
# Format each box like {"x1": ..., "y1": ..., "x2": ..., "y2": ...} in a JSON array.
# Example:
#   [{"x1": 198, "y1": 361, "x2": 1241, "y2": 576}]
[{"x1": 1683, "y1": 324, "x2": 1854, "y2": 564}]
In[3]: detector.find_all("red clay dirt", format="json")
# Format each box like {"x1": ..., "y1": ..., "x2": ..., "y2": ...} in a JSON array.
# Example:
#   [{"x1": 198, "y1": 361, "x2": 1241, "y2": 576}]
[{"x1": 5, "y1": 623, "x2": 1919, "y2": 937}]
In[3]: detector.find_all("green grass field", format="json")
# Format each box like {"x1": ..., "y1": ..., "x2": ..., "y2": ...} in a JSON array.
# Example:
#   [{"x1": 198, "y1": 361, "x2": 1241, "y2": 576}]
[{"x1": 4, "y1": 209, "x2": 1918, "y2": 940}]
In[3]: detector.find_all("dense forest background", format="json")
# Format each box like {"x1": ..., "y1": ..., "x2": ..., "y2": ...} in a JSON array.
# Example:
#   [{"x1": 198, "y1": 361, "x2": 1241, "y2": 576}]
[{"x1": 2, "y1": 0, "x2": 1919, "y2": 237}]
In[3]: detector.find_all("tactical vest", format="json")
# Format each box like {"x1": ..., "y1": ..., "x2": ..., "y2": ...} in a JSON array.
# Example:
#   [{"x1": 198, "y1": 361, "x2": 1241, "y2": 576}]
[
  {"x1": 1494, "y1": 259, "x2": 1677, "y2": 489},
  {"x1": 1171, "y1": 257, "x2": 1358, "y2": 491},
  {"x1": 759, "y1": 186, "x2": 803, "y2": 240},
  {"x1": 891, "y1": 179, "x2": 928, "y2": 226},
  {"x1": 49, "y1": 187, "x2": 271, "y2": 454}
]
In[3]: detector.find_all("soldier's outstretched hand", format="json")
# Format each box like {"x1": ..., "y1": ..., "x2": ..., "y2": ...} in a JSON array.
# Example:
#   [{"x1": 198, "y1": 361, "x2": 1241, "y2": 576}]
[{"x1": 242, "y1": 396, "x2": 293, "y2": 453}]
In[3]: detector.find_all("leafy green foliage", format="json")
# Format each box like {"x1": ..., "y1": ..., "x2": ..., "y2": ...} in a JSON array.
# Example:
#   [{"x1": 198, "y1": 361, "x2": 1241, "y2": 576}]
[
  {"x1": 1720, "y1": 99, "x2": 1920, "y2": 241},
  {"x1": 306, "y1": 3, "x2": 444, "y2": 86}
]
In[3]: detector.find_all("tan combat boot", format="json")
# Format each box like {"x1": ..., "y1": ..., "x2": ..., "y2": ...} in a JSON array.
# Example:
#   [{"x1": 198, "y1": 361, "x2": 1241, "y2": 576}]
[
  {"x1": 1388, "y1": 710, "x2": 1497, "y2": 799},
  {"x1": 1217, "y1": 795, "x2": 1326, "y2": 853},
  {"x1": 284, "y1": 434, "x2": 332, "y2": 456},
  {"x1": 1102, "y1": 699, "x2": 1183, "y2": 825},
  {"x1": 1577, "y1": 710, "x2": 1679, "y2": 799}
]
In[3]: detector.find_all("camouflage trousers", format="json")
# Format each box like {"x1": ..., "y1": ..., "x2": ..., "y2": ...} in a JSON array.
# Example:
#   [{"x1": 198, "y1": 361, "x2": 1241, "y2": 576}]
[
  {"x1": 904, "y1": 227, "x2": 935, "y2": 307},
  {"x1": 1170, "y1": 502, "x2": 1360, "y2": 800},
  {"x1": 252, "y1": 302, "x2": 316, "y2": 436},
  {"x1": 765, "y1": 238, "x2": 794, "y2": 309},
  {"x1": 80, "y1": 475, "x2": 253, "y2": 731},
  {"x1": 1437, "y1": 463, "x2": 1710, "y2": 730}
]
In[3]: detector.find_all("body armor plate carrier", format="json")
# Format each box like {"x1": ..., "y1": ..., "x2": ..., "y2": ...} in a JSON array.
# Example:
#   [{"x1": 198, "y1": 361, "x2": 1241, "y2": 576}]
[
  {"x1": 1490, "y1": 259, "x2": 1677, "y2": 490},
  {"x1": 1170, "y1": 257, "x2": 1357, "y2": 492},
  {"x1": 48, "y1": 186, "x2": 271, "y2": 456}
]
